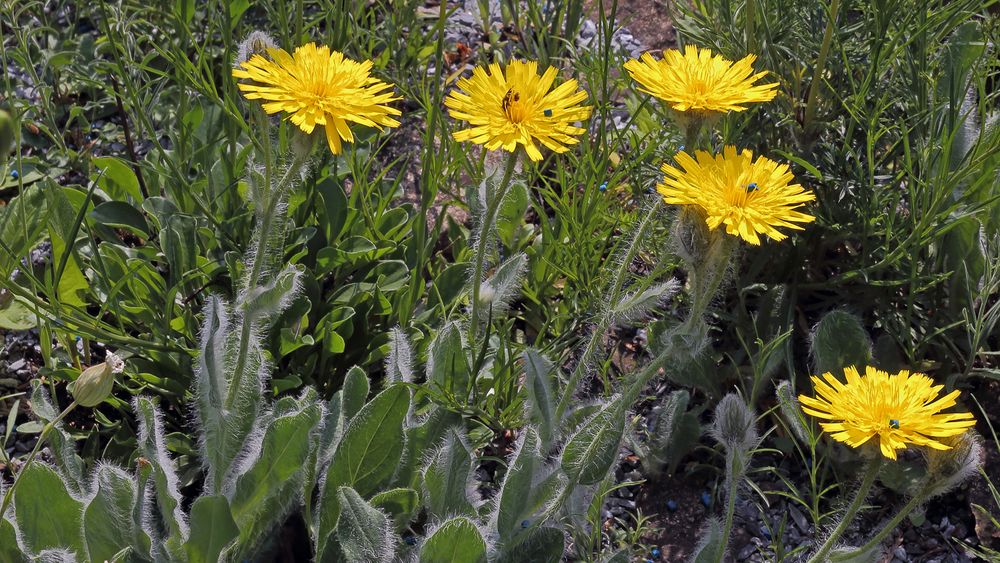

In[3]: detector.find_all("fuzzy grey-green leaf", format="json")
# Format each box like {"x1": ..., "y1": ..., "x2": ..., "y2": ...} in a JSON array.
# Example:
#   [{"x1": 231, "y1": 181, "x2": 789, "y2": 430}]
[
  {"x1": 810, "y1": 310, "x2": 871, "y2": 375},
  {"x1": 419, "y1": 517, "x2": 486, "y2": 563},
  {"x1": 336, "y1": 487, "x2": 393, "y2": 563},
  {"x1": 561, "y1": 398, "x2": 625, "y2": 485},
  {"x1": 13, "y1": 463, "x2": 85, "y2": 557},
  {"x1": 522, "y1": 349, "x2": 557, "y2": 451},
  {"x1": 84, "y1": 465, "x2": 142, "y2": 563},
  {"x1": 184, "y1": 495, "x2": 238, "y2": 563}
]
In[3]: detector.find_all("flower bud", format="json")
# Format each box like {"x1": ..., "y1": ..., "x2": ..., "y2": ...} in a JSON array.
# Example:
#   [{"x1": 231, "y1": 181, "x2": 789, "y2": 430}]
[
  {"x1": 711, "y1": 393, "x2": 759, "y2": 454},
  {"x1": 775, "y1": 381, "x2": 810, "y2": 444},
  {"x1": 70, "y1": 352, "x2": 124, "y2": 407},
  {"x1": 0, "y1": 109, "x2": 14, "y2": 163}
]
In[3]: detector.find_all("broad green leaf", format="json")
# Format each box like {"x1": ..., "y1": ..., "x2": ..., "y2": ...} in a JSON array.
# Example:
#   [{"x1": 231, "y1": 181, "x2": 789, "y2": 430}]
[
  {"x1": 497, "y1": 428, "x2": 540, "y2": 541},
  {"x1": 342, "y1": 366, "x2": 369, "y2": 422},
  {"x1": 522, "y1": 349, "x2": 556, "y2": 451},
  {"x1": 13, "y1": 463, "x2": 85, "y2": 556},
  {"x1": 0, "y1": 295, "x2": 37, "y2": 330},
  {"x1": 135, "y1": 397, "x2": 187, "y2": 557},
  {"x1": 0, "y1": 184, "x2": 48, "y2": 277},
  {"x1": 495, "y1": 526, "x2": 564, "y2": 563},
  {"x1": 419, "y1": 517, "x2": 486, "y2": 563},
  {"x1": 426, "y1": 322, "x2": 470, "y2": 401},
  {"x1": 327, "y1": 384, "x2": 409, "y2": 495},
  {"x1": 92, "y1": 156, "x2": 142, "y2": 202},
  {"x1": 229, "y1": 401, "x2": 320, "y2": 544},
  {"x1": 423, "y1": 430, "x2": 475, "y2": 519},
  {"x1": 561, "y1": 397, "x2": 625, "y2": 485},
  {"x1": 370, "y1": 488, "x2": 419, "y2": 530},
  {"x1": 184, "y1": 495, "x2": 238, "y2": 563},
  {"x1": 317, "y1": 385, "x2": 409, "y2": 560},
  {"x1": 335, "y1": 487, "x2": 393, "y2": 563},
  {"x1": 89, "y1": 201, "x2": 149, "y2": 237},
  {"x1": 162, "y1": 214, "x2": 197, "y2": 286},
  {"x1": 0, "y1": 517, "x2": 25, "y2": 562},
  {"x1": 84, "y1": 465, "x2": 142, "y2": 562}
]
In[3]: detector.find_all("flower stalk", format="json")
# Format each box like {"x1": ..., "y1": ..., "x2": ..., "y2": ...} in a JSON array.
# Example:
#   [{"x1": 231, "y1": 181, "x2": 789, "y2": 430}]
[
  {"x1": 807, "y1": 455, "x2": 882, "y2": 563},
  {"x1": 469, "y1": 152, "x2": 518, "y2": 345},
  {"x1": 0, "y1": 401, "x2": 79, "y2": 520}
]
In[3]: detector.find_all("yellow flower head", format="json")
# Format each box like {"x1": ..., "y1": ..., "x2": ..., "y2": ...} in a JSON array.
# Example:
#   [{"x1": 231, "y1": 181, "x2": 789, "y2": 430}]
[
  {"x1": 624, "y1": 46, "x2": 778, "y2": 116},
  {"x1": 232, "y1": 42, "x2": 401, "y2": 155},
  {"x1": 658, "y1": 146, "x2": 815, "y2": 245},
  {"x1": 798, "y1": 366, "x2": 977, "y2": 460},
  {"x1": 445, "y1": 60, "x2": 592, "y2": 161}
]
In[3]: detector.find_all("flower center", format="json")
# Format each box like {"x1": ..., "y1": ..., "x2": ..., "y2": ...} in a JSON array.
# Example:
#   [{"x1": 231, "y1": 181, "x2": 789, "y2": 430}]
[{"x1": 502, "y1": 88, "x2": 530, "y2": 123}]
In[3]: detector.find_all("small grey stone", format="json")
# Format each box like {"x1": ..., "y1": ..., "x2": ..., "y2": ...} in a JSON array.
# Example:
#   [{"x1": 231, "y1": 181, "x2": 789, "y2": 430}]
[
  {"x1": 893, "y1": 546, "x2": 907, "y2": 560},
  {"x1": 788, "y1": 505, "x2": 809, "y2": 533},
  {"x1": 737, "y1": 543, "x2": 755, "y2": 560},
  {"x1": 7, "y1": 359, "x2": 25, "y2": 372}
]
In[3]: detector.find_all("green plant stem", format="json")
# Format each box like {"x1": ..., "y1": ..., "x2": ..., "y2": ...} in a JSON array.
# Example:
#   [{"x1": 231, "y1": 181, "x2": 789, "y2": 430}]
[
  {"x1": 555, "y1": 197, "x2": 661, "y2": 424},
  {"x1": 225, "y1": 153, "x2": 308, "y2": 411},
  {"x1": 831, "y1": 491, "x2": 926, "y2": 561},
  {"x1": 468, "y1": 152, "x2": 518, "y2": 345},
  {"x1": 807, "y1": 455, "x2": 882, "y2": 563},
  {"x1": 0, "y1": 401, "x2": 78, "y2": 520},
  {"x1": 683, "y1": 235, "x2": 735, "y2": 333},
  {"x1": 718, "y1": 453, "x2": 741, "y2": 563},
  {"x1": 803, "y1": 0, "x2": 841, "y2": 132}
]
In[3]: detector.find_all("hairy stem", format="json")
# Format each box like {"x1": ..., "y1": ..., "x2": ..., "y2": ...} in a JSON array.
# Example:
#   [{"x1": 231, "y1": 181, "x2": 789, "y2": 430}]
[
  {"x1": 468, "y1": 152, "x2": 518, "y2": 345},
  {"x1": 831, "y1": 490, "x2": 926, "y2": 561},
  {"x1": 718, "y1": 453, "x2": 741, "y2": 563},
  {"x1": 555, "y1": 197, "x2": 661, "y2": 423},
  {"x1": 225, "y1": 153, "x2": 307, "y2": 411},
  {"x1": 807, "y1": 455, "x2": 882, "y2": 563},
  {"x1": 0, "y1": 401, "x2": 78, "y2": 519}
]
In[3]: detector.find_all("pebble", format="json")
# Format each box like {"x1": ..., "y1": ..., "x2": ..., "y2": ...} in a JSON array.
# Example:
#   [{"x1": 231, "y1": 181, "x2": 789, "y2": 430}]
[
  {"x1": 737, "y1": 543, "x2": 755, "y2": 560},
  {"x1": 7, "y1": 359, "x2": 25, "y2": 372},
  {"x1": 893, "y1": 546, "x2": 907, "y2": 560},
  {"x1": 788, "y1": 505, "x2": 809, "y2": 533}
]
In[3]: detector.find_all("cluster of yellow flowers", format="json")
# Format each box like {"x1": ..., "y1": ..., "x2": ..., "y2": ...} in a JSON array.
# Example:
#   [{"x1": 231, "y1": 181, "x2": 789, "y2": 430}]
[{"x1": 232, "y1": 41, "x2": 975, "y2": 460}]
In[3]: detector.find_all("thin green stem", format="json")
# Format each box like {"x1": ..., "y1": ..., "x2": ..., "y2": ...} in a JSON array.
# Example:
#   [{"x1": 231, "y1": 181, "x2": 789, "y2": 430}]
[
  {"x1": 225, "y1": 153, "x2": 307, "y2": 411},
  {"x1": 468, "y1": 153, "x2": 518, "y2": 345},
  {"x1": 683, "y1": 235, "x2": 735, "y2": 334},
  {"x1": 831, "y1": 491, "x2": 926, "y2": 561},
  {"x1": 807, "y1": 455, "x2": 882, "y2": 563},
  {"x1": 803, "y1": 0, "x2": 841, "y2": 132},
  {"x1": 0, "y1": 401, "x2": 79, "y2": 520}
]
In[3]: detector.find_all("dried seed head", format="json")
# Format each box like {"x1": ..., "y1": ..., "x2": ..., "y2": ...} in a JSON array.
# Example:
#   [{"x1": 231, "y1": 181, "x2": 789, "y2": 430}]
[
  {"x1": 924, "y1": 431, "x2": 982, "y2": 499},
  {"x1": 235, "y1": 31, "x2": 276, "y2": 67}
]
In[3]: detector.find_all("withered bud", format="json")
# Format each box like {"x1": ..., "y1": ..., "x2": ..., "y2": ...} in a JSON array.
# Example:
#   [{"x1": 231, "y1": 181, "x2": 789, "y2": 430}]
[{"x1": 923, "y1": 431, "x2": 982, "y2": 499}]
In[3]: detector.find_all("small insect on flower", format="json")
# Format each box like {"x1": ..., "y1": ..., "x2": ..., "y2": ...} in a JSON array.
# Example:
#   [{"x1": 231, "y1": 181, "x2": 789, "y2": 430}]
[
  {"x1": 445, "y1": 60, "x2": 593, "y2": 161},
  {"x1": 657, "y1": 146, "x2": 815, "y2": 245},
  {"x1": 798, "y1": 366, "x2": 977, "y2": 460},
  {"x1": 232, "y1": 42, "x2": 402, "y2": 155},
  {"x1": 624, "y1": 46, "x2": 778, "y2": 117}
]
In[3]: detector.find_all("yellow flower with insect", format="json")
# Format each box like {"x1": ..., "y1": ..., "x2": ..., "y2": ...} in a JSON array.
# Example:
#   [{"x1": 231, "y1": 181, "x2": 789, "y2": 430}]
[
  {"x1": 624, "y1": 46, "x2": 778, "y2": 116},
  {"x1": 657, "y1": 146, "x2": 814, "y2": 245},
  {"x1": 798, "y1": 366, "x2": 976, "y2": 460},
  {"x1": 445, "y1": 60, "x2": 592, "y2": 161},
  {"x1": 232, "y1": 42, "x2": 401, "y2": 155}
]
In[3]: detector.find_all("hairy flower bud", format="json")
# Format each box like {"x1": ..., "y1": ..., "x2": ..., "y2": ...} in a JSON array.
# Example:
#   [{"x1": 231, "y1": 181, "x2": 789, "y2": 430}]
[
  {"x1": 711, "y1": 393, "x2": 759, "y2": 454},
  {"x1": 775, "y1": 381, "x2": 810, "y2": 444},
  {"x1": 70, "y1": 353, "x2": 124, "y2": 407}
]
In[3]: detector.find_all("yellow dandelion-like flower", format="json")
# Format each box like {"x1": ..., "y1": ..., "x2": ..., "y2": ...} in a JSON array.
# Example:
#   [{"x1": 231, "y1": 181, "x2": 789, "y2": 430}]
[
  {"x1": 445, "y1": 60, "x2": 593, "y2": 161},
  {"x1": 798, "y1": 366, "x2": 976, "y2": 460},
  {"x1": 657, "y1": 146, "x2": 815, "y2": 245},
  {"x1": 232, "y1": 42, "x2": 401, "y2": 154},
  {"x1": 624, "y1": 46, "x2": 778, "y2": 116}
]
